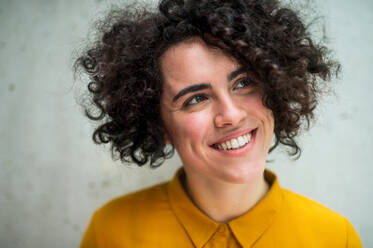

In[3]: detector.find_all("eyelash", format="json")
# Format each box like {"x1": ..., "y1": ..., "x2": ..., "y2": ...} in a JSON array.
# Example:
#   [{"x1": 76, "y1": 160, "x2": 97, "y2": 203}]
[
  {"x1": 233, "y1": 77, "x2": 253, "y2": 90},
  {"x1": 183, "y1": 94, "x2": 208, "y2": 108},
  {"x1": 182, "y1": 77, "x2": 253, "y2": 108}
]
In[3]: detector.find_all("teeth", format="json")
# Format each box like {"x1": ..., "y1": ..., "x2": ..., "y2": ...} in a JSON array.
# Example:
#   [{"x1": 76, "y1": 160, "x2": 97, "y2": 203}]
[
  {"x1": 231, "y1": 139, "x2": 239, "y2": 149},
  {"x1": 238, "y1": 136, "x2": 245, "y2": 146},
  {"x1": 221, "y1": 143, "x2": 227, "y2": 150},
  {"x1": 215, "y1": 132, "x2": 253, "y2": 150},
  {"x1": 226, "y1": 140, "x2": 232, "y2": 149}
]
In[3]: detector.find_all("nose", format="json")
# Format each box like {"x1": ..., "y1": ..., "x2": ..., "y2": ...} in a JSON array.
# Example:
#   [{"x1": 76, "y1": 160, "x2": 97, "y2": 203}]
[{"x1": 214, "y1": 95, "x2": 246, "y2": 128}]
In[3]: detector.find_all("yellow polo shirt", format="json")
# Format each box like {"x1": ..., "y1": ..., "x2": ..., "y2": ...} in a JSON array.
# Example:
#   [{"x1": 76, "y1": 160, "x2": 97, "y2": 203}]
[{"x1": 80, "y1": 168, "x2": 362, "y2": 247}]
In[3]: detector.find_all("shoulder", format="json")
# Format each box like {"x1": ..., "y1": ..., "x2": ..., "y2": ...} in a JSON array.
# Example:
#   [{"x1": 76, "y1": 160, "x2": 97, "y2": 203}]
[
  {"x1": 280, "y1": 187, "x2": 349, "y2": 233},
  {"x1": 281, "y1": 188, "x2": 344, "y2": 222},
  {"x1": 94, "y1": 182, "x2": 170, "y2": 222},
  {"x1": 87, "y1": 182, "x2": 173, "y2": 237},
  {"x1": 278, "y1": 188, "x2": 362, "y2": 247},
  {"x1": 81, "y1": 181, "x2": 189, "y2": 247}
]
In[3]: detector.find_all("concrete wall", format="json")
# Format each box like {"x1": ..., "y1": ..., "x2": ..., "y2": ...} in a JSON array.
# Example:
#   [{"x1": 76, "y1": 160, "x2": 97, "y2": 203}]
[{"x1": 0, "y1": 0, "x2": 372, "y2": 247}]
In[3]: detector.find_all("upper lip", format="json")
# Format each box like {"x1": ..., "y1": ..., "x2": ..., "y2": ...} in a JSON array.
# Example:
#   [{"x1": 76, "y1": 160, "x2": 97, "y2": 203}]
[{"x1": 210, "y1": 128, "x2": 256, "y2": 146}]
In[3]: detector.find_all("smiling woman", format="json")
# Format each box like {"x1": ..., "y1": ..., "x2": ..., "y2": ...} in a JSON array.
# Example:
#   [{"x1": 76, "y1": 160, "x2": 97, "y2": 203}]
[
  {"x1": 160, "y1": 38, "x2": 274, "y2": 198},
  {"x1": 74, "y1": 0, "x2": 362, "y2": 247}
]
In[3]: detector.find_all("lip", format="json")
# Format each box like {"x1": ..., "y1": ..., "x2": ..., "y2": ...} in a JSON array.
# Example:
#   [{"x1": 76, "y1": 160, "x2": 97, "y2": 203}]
[
  {"x1": 210, "y1": 128, "x2": 256, "y2": 146},
  {"x1": 210, "y1": 128, "x2": 257, "y2": 156}
]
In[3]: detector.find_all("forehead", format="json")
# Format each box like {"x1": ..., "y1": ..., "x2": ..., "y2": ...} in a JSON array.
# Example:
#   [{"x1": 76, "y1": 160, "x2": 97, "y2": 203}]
[{"x1": 160, "y1": 39, "x2": 239, "y2": 92}]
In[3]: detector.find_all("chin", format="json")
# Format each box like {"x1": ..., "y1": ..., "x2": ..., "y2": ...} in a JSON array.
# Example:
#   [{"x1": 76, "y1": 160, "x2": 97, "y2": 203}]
[{"x1": 217, "y1": 161, "x2": 266, "y2": 184}]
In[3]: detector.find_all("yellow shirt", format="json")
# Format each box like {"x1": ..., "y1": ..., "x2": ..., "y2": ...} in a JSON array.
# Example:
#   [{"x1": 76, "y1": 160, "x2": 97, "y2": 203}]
[{"x1": 80, "y1": 169, "x2": 363, "y2": 247}]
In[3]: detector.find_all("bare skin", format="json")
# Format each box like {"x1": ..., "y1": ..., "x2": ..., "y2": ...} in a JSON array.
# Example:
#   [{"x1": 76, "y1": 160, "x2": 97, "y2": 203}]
[
  {"x1": 183, "y1": 166, "x2": 269, "y2": 222},
  {"x1": 160, "y1": 38, "x2": 273, "y2": 222}
]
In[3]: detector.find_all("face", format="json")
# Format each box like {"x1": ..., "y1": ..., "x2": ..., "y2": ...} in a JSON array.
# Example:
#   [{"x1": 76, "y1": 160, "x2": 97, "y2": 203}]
[{"x1": 160, "y1": 39, "x2": 274, "y2": 185}]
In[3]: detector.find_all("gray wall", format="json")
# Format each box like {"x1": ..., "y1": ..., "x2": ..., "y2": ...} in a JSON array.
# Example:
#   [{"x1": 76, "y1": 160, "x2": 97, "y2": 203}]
[{"x1": 0, "y1": 0, "x2": 372, "y2": 247}]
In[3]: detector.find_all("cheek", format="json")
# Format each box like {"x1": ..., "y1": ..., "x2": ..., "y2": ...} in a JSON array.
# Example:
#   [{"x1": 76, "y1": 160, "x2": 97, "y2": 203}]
[
  {"x1": 170, "y1": 112, "x2": 212, "y2": 147},
  {"x1": 244, "y1": 93, "x2": 268, "y2": 116},
  {"x1": 246, "y1": 94, "x2": 274, "y2": 132}
]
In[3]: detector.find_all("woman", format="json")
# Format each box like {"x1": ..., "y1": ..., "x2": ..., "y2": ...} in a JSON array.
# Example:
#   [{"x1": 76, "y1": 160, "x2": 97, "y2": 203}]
[{"x1": 75, "y1": 0, "x2": 362, "y2": 247}]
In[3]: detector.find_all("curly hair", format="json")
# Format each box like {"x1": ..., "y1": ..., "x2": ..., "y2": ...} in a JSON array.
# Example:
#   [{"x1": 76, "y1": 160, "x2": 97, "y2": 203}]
[{"x1": 74, "y1": 0, "x2": 339, "y2": 167}]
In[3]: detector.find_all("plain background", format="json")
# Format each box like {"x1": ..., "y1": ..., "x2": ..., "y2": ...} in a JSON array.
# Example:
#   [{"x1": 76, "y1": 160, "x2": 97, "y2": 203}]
[{"x1": 0, "y1": 0, "x2": 372, "y2": 247}]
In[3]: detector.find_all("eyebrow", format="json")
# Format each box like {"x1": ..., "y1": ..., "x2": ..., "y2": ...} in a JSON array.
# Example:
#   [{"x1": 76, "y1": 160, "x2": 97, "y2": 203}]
[
  {"x1": 227, "y1": 66, "x2": 246, "y2": 82},
  {"x1": 172, "y1": 66, "x2": 246, "y2": 103},
  {"x1": 172, "y1": 83, "x2": 212, "y2": 102}
]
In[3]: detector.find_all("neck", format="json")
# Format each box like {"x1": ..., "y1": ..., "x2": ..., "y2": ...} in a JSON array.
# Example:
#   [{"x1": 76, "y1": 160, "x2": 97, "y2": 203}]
[{"x1": 182, "y1": 169, "x2": 270, "y2": 223}]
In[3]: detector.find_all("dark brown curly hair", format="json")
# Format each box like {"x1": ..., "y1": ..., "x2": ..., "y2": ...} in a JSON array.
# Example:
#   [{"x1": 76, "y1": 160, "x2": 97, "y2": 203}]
[{"x1": 74, "y1": 0, "x2": 339, "y2": 167}]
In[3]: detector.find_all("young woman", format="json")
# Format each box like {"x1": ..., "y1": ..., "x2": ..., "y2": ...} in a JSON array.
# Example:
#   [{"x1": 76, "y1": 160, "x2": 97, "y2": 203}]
[{"x1": 75, "y1": 0, "x2": 362, "y2": 247}]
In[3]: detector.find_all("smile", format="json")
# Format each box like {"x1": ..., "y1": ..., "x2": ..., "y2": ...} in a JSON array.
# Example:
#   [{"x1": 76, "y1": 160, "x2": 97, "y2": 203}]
[{"x1": 212, "y1": 129, "x2": 257, "y2": 151}]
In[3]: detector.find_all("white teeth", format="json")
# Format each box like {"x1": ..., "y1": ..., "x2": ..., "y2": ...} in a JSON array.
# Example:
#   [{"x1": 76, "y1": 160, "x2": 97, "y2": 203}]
[
  {"x1": 222, "y1": 143, "x2": 227, "y2": 150},
  {"x1": 226, "y1": 140, "x2": 232, "y2": 149},
  {"x1": 238, "y1": 136, "x2": 245, "y2": 146},
  {"x1": 215, "y1": 132, "x2": 253, "y2": 150},
  {"x1": 231, "y1": 139, "x2": 239, "y2": 149}
]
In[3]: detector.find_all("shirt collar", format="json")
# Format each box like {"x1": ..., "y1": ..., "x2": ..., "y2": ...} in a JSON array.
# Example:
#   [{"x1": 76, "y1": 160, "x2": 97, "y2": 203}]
[
  {"x1": 167, "y1": 168, "x2": 219, "y2": 248},
  {"x1": 229, "y1": 169, "x2": 283, "y2": 247},
  {"x1": 167, "y1": 168, "x2": 283, "y2": 248}
]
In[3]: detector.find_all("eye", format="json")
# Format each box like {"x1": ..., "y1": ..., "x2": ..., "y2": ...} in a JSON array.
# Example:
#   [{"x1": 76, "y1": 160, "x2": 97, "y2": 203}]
[
  {"x1": 234, "y1": 78, "x2": 253, "y2": 89},
  {"x1": 183, "y1": 94, "x2": 208, "y2": 107}
]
